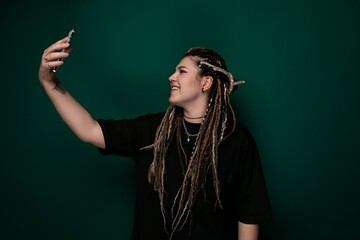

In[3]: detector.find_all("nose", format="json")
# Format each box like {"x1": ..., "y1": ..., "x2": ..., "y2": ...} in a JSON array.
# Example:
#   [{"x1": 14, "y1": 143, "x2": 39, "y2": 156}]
[{"x1": 168, "y1": 72, "x2": 176, "y2": 82}]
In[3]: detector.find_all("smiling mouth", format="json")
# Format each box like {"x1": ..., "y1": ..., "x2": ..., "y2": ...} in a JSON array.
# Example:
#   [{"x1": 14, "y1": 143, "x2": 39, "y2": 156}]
[{"x1": 171, "y1": 86, "x2": 180, "y2": 91}]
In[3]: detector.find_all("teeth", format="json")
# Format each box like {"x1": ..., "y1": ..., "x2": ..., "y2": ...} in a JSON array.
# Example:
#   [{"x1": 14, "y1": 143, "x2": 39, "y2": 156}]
[{"x1": 171, "y1": 86, "x2": 179, "y2": 90}]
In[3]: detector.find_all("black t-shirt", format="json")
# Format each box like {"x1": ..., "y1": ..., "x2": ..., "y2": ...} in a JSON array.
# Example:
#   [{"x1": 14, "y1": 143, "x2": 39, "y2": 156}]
[{"x1": 97, "y1": 112, "x2": 272, "y2": 240}]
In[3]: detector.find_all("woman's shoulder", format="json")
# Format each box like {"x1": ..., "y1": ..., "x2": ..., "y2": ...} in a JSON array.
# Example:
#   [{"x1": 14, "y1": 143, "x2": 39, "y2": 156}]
[
  {"x1": 132, "y1": 112, "x2": 165, "y2": 127},
  {"x1": 229, "y1": 121, "x2": 256, "y2": 140},
  {"x1": 220, "y1": 121, "x2": 259, "y2": 153},
  {"x1": 135, "y1": 112, "x2": 165, "y2": 122}
]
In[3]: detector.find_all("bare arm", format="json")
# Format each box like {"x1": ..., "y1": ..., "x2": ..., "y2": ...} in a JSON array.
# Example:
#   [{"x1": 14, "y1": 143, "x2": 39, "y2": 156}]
[
  {"x1": 238, "y1": 222, "x2": 259, "y2": 240},
  {"x1": 39, "y1": 37, "x2": 105, "y2": 149}
]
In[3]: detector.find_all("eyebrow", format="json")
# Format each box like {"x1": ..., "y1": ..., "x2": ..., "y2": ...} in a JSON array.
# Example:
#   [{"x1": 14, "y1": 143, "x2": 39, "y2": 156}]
[{"x1": 176, "y1": 66, "x2": 188, "y2": 70}]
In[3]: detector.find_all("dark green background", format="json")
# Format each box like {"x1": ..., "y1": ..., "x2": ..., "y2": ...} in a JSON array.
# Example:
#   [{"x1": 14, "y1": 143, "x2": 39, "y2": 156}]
[{"x1": 1, "y1": 0, "x2": 359, "y2": 239}]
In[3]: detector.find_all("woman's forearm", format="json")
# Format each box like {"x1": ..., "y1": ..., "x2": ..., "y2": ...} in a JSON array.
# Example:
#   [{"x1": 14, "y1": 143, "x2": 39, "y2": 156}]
[{"x1": 40, "y1": 77, "x2": 105, "y2": 148}]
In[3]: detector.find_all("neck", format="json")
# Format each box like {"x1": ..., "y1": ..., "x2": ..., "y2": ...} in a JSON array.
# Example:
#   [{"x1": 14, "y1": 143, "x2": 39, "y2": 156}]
[
  {"x1": 184, "y1": 115, "x2": 203, "y2": 120},
  {"x1": 180, "y1": 95, "x2": 209, "y2": 123},
  {"x1": 183, "y1": 108, "x2": 206, "y2": 123}
]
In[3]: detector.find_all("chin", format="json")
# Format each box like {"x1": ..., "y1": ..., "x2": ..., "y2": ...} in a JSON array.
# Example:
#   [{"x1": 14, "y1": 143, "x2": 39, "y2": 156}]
[
  {"x1": 168, "y1": 98, "x2": 181, "y2": 107},
  {"x1": 168, "y1": 96, "x2": 176, "y2": 105}
]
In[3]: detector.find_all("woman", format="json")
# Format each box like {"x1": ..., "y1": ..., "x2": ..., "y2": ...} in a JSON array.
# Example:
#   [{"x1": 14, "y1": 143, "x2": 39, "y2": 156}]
[{"x1": 39, "y1": 36, "x2": 272, "y2": 240}]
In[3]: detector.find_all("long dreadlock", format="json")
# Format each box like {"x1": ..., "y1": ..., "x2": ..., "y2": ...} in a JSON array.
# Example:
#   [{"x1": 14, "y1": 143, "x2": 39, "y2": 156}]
[{"x1": 145, "y1": 47, "x2": 241, "y2": 237}]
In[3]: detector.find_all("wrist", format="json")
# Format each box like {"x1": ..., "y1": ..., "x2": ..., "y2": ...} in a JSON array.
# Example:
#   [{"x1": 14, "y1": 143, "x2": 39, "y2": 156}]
[
  {"x1": 51, "y1": 78, "x2": 67, "y2": 94},
  {"x1": 40, "y1": 76, "x2": 67, "y2": 94},
  {"x1": 39, "y1": 73, "x2": 56, "y2": 86}
]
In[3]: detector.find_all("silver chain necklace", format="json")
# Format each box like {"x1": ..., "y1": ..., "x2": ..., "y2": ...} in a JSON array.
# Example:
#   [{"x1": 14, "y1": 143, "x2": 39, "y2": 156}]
[{"x1": 182, "y1": 118, "x2": 199, "y2": 142}]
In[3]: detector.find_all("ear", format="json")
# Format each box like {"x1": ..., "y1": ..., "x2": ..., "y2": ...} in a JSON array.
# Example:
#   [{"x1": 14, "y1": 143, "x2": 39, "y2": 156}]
[{"x1": 201, "y1": 76, "x2": 213, "y2": 92}]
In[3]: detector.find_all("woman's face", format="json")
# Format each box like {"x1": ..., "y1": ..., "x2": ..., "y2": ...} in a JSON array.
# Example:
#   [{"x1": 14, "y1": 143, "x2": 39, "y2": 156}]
[{"x1": 168, "y1": 56, "x2": 208, "y2": 109}]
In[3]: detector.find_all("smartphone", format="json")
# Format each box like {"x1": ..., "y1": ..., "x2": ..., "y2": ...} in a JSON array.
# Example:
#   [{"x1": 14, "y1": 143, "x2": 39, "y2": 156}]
[{"x1": 52, "y1": 28, "x2": 75, "y2": 73}]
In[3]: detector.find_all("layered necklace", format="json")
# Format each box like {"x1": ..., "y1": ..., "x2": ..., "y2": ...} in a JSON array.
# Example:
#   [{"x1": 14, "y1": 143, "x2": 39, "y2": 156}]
[{"x1": 182, "y1": 118, "x2": 200, "y2": 142}]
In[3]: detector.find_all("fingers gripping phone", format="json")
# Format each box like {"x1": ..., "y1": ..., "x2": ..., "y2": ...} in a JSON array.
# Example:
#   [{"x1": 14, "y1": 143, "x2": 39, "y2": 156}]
[{"x1": 52, "y1": 28, "x2": 75, "y2": 73}]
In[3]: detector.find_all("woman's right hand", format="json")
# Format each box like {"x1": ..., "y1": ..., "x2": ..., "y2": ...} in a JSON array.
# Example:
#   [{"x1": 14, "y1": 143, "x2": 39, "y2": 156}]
[{"x1": 39, "y1": 37, "x2": 73, "y2": 83}]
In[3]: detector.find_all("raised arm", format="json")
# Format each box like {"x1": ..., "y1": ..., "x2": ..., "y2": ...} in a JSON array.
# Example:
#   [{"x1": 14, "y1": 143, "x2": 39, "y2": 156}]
[{"x1": 39, "y1": 36, "x2": 105, "y2": 149}]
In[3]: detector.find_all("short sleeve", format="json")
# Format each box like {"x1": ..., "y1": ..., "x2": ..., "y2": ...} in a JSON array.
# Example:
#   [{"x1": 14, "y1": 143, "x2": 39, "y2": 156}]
[
  {"x1": 96, "y1": 113, "x2": 164, "y2": 158},
  {"x1": 234, "y1": 126, "x2": 273, "y2": 224}
]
